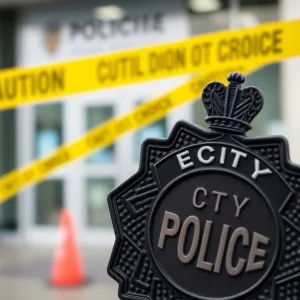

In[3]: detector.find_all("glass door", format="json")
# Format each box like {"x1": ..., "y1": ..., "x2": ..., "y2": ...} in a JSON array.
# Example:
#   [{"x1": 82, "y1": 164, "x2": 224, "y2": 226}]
[
  {"x1": 34, "y1": 104, "x2": 64, "y2": 226},
  {"x1": 83, "y1": 101, "x2": 117, "y2": 232},
  {"x1": 77, "y1": 79, "x2": 192, "y2": 245},
  {"x1": 18, "y1": 101, "x2": 68, "y2": 243},
  {"x1": 75, "y1": 89, "x2": 124, "y2": 246},
  {"x1": 19, "y1": 77, "x2": 192, "y2": 245}
]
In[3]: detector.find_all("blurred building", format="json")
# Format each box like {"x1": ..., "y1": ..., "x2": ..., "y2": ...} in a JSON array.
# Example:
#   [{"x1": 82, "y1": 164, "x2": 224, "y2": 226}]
[{"x1": 0, "y1": 0, "x2": 297, "y2": 246}]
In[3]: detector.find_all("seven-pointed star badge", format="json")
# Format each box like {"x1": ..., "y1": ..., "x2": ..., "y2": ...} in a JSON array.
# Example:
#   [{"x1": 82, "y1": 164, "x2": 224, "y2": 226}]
[{"x1": 107, "y1": 72, "x2": 300, "y2": 300}]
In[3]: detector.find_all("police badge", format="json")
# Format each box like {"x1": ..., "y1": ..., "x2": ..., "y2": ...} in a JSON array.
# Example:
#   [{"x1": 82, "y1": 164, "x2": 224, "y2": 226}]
[{"x1": 107, "y1": 72, "x2": 300, "y2": 300}]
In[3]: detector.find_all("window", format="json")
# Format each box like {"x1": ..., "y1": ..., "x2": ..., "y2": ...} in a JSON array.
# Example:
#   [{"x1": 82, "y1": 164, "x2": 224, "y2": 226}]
[
  {"x1": 86, "y1": 106, "x2": 114, "y2": 164},
  {"x1": 35, "y1": 103, "x2": 62, "y2": 158},
  {"x1": 86, "y1": 178, "x2": 115, "y2": 227},
  {"x1": 0, "y1": 110, "x2": 17, "y2": 231},
  {"x1": 35, "y1": 180, "x2": 64, "y2": 226},
  {"x1": 134, "y1": 100, "x2": 166, "y2": 161}
]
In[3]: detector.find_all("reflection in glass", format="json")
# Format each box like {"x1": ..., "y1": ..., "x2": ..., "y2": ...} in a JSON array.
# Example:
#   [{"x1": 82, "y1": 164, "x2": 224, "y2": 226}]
[
  {"x1": 87, "y1": 178, "x2": 114, "y2": 227},
  {"x1": 135, "y1": 119, "x2": 166, "y2": 161},
  {"x1": 0, "y1": 109, "x2": 17, "y2": 231},
  {"x1": 35, "y1": 104, "x2": 62, "y2": 158},
  {"x1": 245, "y1": 64, "x2": 281, "y2": 137},
  {"x1": 0, "y1": 200, "x2": 17, "y2": 231},
  {"x1": 134, "y1": 100, "x2": 166, "y2": 161},
  {"x1": 35, "y1": 180, "x2": 63, "y2": 225},
  {"x1": 193, "y1": 98, "x2": 209, "y2": 130},
  {"x1": 86, "y1": 106, "x2": 114, "y2": 164}
]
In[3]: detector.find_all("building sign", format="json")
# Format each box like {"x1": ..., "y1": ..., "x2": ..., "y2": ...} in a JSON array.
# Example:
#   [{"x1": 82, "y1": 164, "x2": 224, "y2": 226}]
[
  {"x1": 68, "y1": 13, "x2": 165, "y2": 40},
  {"x1": 108, "y1": 73, "x2": 300, "y2": 299},
  {"x1": 41, "y1": 12, "x2": 165, "y2": 55},
  {"x1": 18, "y1": 0, "x2": 189, "y2": 63}
]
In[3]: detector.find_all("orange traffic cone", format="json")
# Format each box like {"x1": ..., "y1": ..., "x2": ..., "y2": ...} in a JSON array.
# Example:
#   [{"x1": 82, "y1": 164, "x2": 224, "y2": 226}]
[{"x1": 50, "y1": 209, "x2": 86, "y2": 287}]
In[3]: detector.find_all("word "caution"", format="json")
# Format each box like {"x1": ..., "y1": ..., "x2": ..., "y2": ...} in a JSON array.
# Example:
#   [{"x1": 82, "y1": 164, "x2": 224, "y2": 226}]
[{"x1": 0, "y1": 68, "x2": 64, "y2": 99}]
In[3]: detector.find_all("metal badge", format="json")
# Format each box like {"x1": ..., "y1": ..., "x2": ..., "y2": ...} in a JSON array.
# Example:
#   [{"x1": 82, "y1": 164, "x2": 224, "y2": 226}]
[{"x1": 107, "y1": 72, "x2": 300, "y2": 300}]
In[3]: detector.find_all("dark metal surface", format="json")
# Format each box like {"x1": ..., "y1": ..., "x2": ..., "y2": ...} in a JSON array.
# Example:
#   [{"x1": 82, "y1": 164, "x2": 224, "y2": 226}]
[{"x1": 107, "y1": 73, "x2": 300, "y2": 299}]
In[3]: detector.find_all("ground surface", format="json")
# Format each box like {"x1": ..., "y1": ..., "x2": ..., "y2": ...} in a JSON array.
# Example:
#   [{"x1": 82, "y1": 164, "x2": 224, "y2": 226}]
[{"x1": 0, "y1": 246, "x2": 118, "y2": 300}]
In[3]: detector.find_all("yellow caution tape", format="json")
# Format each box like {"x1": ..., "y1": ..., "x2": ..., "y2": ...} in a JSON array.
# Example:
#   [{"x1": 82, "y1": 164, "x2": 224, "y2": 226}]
[
  {"x1": 0, "y1": 63, "x2": 261, "y2": 203},
  {"x1": 0, "y1": 19, "x2": 299, "y2": 110}
]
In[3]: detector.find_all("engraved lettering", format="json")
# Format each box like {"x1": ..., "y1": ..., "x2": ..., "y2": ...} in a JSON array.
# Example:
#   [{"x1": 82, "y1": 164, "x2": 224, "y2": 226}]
[
  {"x1": 178, "y1": 216, "x2": 200, "y2": 263},
  {"x1": 158, "y1": 211, "x2": 180, "y2": 249},
  {"x1": 193, "y1": 187, "x2": 207, "y2": 209},
  {"x1": 246, "y1": 232, "x2": 269, "y2": 272},
  {"x1": 198, "y1": 146, "x2": 215, "y2": 164},
  {"x1": 212, "y1": 190, "x2": 228, "y2": 213},
  {"x1": 233, "y1": 195, "x2": 250, "y2": 218},
  {"x1": 214, "y1": 224, "x2": 230, "y2": 273},
  {"x1": 252, "y1": 158, "x2": 272, "y2": 179},
  {"x1": 220, "y1": 147, "x2": 227, "y2": 164},
  {"x1": 156, "y1": 211, "x2": 271, "y2": 277},
  {"x1": 231, "y1": 149, "x2": 247, "y2": 168},
  {"x1": 226, "y1": 227, "x2": 250, "y2": 276},
  {"x1": 177, "y1": 150, "x2": 194, "y2": 170},
  {"x1": 197, "y1": 220, "x2": 213, "y2": 271}
]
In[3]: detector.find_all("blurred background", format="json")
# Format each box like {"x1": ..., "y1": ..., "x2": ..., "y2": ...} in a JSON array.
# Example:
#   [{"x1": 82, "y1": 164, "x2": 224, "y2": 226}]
[{"x1": 0, "y1": 0, "x2": 299, "y2": 298}]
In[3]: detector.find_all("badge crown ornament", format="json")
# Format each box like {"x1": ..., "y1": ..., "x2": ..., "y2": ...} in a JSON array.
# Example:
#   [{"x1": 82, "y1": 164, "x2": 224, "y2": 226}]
[{"x1": 202, "y1": 72, "x2": 264, "y2": 134}]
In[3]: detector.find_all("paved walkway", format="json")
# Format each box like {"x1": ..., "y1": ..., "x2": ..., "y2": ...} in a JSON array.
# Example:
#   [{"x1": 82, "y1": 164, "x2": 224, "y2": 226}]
[{"x1": 0, "y1": 246, "x2": 118, "y2": 300}]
